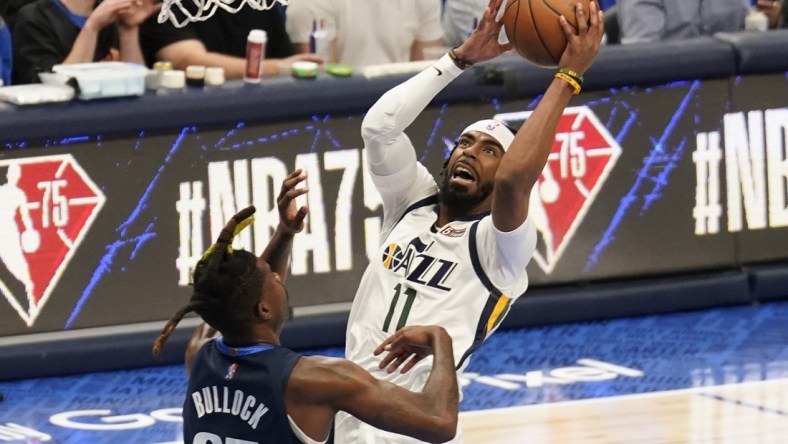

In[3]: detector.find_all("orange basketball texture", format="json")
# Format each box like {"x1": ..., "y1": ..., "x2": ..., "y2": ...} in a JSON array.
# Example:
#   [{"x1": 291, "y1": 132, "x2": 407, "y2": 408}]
[{"x1": 503, "y1": 0, "x2": 592, "y2": 68}]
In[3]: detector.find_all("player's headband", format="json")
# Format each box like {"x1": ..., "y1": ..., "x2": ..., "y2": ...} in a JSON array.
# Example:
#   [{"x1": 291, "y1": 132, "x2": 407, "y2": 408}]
[{"x1": 461, "y1": 119, "x2": 514, "y2": 152}]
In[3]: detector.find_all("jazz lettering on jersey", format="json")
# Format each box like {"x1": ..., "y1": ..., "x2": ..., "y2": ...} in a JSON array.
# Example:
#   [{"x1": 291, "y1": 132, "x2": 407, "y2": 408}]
[{"x1": 381, "y1": 238, "x2": 457, "y2": 291}]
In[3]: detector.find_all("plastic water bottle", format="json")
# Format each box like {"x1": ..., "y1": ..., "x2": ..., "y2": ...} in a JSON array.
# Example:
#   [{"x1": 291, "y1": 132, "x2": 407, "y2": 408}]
[{"x1": 309, "y1": 19, "x2": 331, "y2": 62}]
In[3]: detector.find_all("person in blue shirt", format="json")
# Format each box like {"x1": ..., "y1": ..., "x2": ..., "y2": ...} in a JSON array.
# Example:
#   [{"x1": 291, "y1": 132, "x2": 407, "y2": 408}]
[
  {"x1": 153, "y1": 169, "x2": 460, "y2": 444},
  {"x1": 12, "y1": 0, "x2": 159, "y2": 84},
  {"x1": 0, "y1": 14, "x2": 11, "y2": 85},
  {"x1": 619, "y1": 0, "x2": 750, "y2": 44}
]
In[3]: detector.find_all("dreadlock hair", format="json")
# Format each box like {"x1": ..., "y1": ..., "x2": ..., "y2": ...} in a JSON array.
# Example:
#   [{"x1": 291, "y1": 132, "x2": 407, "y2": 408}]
[{"x1": 153, "y1": 206, "x2": 259, "y2": 355}]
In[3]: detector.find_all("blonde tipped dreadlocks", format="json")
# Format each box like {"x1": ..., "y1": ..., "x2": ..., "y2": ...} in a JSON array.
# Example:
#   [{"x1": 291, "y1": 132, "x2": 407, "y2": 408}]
[{"x1": 153, "y1": 206, "x2": 257, "y2": 356}]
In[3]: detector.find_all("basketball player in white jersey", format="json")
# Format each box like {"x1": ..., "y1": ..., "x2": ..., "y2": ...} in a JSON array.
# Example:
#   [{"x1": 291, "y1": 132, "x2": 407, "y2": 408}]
[{"x1": 336, "y1": 0, "x2": 605, "y2": 442}]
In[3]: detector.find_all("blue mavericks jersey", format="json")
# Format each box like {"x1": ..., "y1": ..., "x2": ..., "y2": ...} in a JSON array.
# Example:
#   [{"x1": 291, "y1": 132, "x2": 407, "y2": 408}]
[{"x1": 183, "y1": 339, "x2": 302, "y2": 444}]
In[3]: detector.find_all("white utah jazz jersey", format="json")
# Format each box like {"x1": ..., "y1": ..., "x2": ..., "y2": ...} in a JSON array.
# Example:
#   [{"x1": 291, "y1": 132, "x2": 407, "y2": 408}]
[
  {"x1": 346, "y1": 195, "x2": 535, "y2": 388},
  {"x1": 346, "y1": 159, "x2": 536, "y2": 372},
  {"x1": 338, "y1": 163, "x2": 536, "y2": 444}
]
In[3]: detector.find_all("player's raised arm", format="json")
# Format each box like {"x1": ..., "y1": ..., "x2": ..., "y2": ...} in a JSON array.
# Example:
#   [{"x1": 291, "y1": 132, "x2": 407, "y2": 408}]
[
  {"x1": 260, "y1": 168, "x2": 308, "y2": 282},
  {"x1": 361, "y1": 0, "x2": 510, "y2": 179},
  {"x1": 490, "y1": 2, "x2": 604, "y2": 232}
]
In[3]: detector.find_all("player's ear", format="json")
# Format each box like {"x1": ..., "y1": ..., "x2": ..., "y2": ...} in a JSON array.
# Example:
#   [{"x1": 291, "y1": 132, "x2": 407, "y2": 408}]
[{"x1": 257, "y1": 300, "x2": 271, "y2": 321}]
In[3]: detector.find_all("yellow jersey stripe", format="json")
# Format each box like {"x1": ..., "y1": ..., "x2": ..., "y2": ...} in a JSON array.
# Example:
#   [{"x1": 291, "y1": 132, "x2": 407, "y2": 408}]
[{"x1": 486, "y1": 294, "x2": 511, "y2": 334}]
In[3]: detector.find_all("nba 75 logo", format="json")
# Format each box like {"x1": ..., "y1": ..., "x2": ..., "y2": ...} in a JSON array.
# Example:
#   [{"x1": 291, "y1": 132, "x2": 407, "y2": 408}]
[
  {"x1": 495, "y1": 106, "x2": 621, "y2": 274},
  {"x1": 0, "y1": 155, "x2": 105, "y2": 326}
]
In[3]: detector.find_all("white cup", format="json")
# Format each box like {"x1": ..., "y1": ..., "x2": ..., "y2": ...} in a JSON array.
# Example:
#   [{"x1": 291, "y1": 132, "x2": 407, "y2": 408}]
[
  {"x1": 205, "y1": 67, "x2": 226, "y2": 86},
  {"x1": 161, "y1": 70, "x2": 186, "y2": 89},
  {"x1": 744, "y1": 9, "x2": 768, "y2": 31}
]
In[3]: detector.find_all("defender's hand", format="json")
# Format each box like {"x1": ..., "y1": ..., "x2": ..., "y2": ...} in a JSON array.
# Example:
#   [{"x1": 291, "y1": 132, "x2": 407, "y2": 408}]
[
  {"x1": 374, "y1": 326, "x2": 448, "y2": 374},
  {"x1": 278, "y1": 169, "x2": 309, "y2": 235}
]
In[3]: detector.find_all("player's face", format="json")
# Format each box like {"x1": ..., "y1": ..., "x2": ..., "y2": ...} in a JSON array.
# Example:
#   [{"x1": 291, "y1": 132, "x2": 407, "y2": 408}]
[
  {"x1": 440, "y1": 131, "x2": 504, "y2": 212},
  {"x1": 257, "y1": 258, "x2": 293, "y2": 330}
]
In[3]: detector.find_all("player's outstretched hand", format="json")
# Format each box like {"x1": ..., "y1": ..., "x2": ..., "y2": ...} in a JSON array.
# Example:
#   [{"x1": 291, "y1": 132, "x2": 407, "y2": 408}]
[
  {"x1": 278, "y1": 169, "x2": 309, "y2": 235},
  {"x1": 558, "y1": 1, "x2": 604, "y2": 75},
  {"x1": 453, "y1": 0, "x2": 513, "y2": 65},
  {"x1": 374, "y1": 326, "x2": 449, "y2": 374}
]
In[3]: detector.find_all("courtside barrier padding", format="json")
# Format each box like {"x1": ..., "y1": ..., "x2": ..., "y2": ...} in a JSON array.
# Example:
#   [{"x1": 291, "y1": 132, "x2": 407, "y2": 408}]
[
  {"x1": 0, "y1": 264, "x2": 783, "y2": 381},
  {"x1": 747, "y1": 263, "x2": 788, "y2": 302},
  {"x1": 716, "y1": 29, "x2": 788, "y2": 74}
]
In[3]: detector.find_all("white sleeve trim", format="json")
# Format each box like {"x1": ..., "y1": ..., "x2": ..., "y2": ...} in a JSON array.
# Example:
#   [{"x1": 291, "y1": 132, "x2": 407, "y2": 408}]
[
  {"x1": 288, "y1": 414, "x2": 328, "y2": 444},
  {"x1": 476, "y1": 216, "x2": 537, "y2": 295}
]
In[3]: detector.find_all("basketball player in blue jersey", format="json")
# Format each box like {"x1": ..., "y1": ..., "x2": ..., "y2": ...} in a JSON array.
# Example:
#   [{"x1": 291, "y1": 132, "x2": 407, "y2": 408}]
[
  {"x1": 154, "y1": 170, "x2": 459, "y2": 444},
  {"x1": 337, "y1": 0, "x2": 605, "y2": 442}
]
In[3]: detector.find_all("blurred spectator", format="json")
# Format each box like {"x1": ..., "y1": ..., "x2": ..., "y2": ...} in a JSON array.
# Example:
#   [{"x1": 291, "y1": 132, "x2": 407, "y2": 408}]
[
  {"x1": 604, "y1": 5, "x2": 621, "y2": 44},
  {"x1": 599, "y1": 0, "x2": 618, "y2": 9},
  {"x1": 754, "y1": 0, "x2": 785, "y2": 28},
  {"x1": 12, "y1": 0, "x2": 158, "y2": 84},
  {"x1": 0, "y1": 0, "x2": 32, "y2": 28},
  {"x1": 784, "y1": 0, "x2": 788, "y2": 27},
  {"x1": 441, "y1": 0, "x2": 619, "y2": 49},
  {"x1": 442, "y1": 0, "x2": 485, "y2": 48},
  {"x1": 0, "y1": 15, "x2": 11, "y2": 85},
  {"x1": 140, "y1": 6, "x2": 320, "y2": 79},
  {"x1": 619, "y1": 0, "x2": 750, "y2": 44},
  {"x1": 285, "y1": 0, "x2": 443, "y2": 68}
]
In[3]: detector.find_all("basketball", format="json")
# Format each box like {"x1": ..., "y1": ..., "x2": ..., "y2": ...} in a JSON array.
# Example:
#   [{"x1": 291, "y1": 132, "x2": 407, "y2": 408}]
[{"x1": 502, "y1": 0, "x2": 592, "y2": 68}]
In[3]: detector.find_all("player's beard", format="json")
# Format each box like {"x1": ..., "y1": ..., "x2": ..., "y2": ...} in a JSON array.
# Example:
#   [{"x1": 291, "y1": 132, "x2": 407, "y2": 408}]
[{"x1": 439, "y1": 172, "x2": 494, "y2": 215}]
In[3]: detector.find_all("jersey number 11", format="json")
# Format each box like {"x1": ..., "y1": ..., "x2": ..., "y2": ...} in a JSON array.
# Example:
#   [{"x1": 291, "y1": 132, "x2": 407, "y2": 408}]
[{"x1": 382, "y1": 283, "x2": 417, "y2": 332}]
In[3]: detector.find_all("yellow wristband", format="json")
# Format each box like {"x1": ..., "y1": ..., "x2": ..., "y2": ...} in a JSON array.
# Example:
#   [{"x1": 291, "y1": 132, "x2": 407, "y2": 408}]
[
  {"x1": 555, "y1": 72, "x2": 581, "y2": 95},
  {"x1": 557, "y1": 67, "x2": 584, "y2": 83},
  {"x1": 448, "y1": 48, "x2": 474, "y2": 70}
]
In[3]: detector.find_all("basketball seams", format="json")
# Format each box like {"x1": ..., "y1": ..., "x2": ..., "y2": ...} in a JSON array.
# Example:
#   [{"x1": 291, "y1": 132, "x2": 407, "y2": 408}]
[
  {"x1": 504, "y1": 0, "x2": 584, "y2": 67},
  {"x1": 540, "y1": 0, "x2": 580, "y2": 34},
  {"x1": 506, "y1": 0, "x2": 521, "y2": 52},
  {"x1": 529, "y1": 0, "x2": 559, "y2": 65}
]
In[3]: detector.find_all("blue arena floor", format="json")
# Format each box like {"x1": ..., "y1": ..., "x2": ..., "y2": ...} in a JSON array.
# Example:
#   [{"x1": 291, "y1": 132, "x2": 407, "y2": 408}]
[{"x1": 1, "y1": 301, "x2": 786, "y2": 443}]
